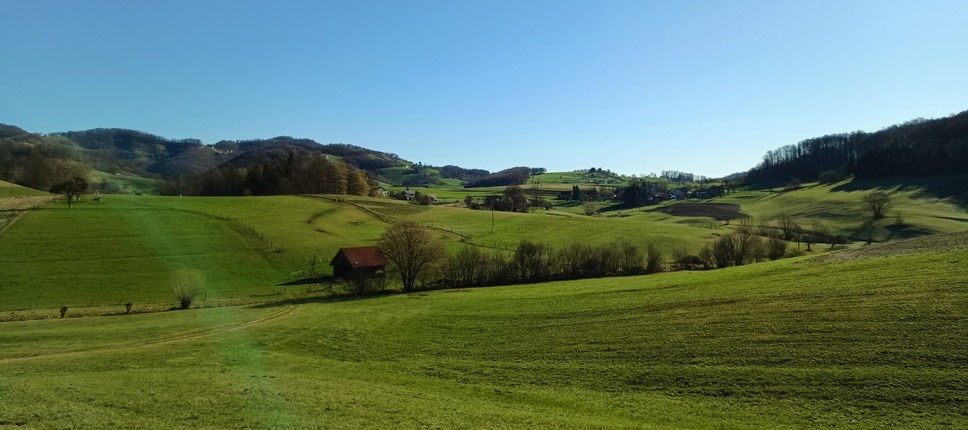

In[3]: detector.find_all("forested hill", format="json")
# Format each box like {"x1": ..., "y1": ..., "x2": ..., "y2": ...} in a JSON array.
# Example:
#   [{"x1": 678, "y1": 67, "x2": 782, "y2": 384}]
[
  {"x1": 51, "y1": 129, "x2": 406, "y2": 178},
  {"x1": 745, "y1": 110, "x2": 968, "y2": 185},
  {"x1": 0, "y1": 123, "x2": 29, "y2": 139},
  {"x1": 0, "y1": 126, "x2": 474, "y2": 192}
]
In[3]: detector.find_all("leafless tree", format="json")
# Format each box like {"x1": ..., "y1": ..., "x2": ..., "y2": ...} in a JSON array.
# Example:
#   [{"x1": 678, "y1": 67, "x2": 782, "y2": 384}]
[
  {"x1": 447, "y1": 246, "x2": 490, "y2": 287},
  {"x1": 645, "y1": 243, "x2": 663, "y2": 274},
  {"x1": 863, "y1": 191, "x2": 891, "y2": 219},
  {"x1": 379, "y1": 221, "x2": 445, "y2": 292},
  {"x1": 618, "y1": 241, "x2": 644, "y2": 275},
  {"x1": 775, "y1": 212, "x2": 800, "y2": 241}
]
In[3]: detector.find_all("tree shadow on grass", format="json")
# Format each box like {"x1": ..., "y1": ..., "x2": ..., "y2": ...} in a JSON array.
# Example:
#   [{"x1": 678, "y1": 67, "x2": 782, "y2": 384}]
[
  {"x1": 831, "y1": 175, "x2": 968, "y2": 209},
  {"x1": 248, "y1": 293, "x2": 391, "y2": 309}
]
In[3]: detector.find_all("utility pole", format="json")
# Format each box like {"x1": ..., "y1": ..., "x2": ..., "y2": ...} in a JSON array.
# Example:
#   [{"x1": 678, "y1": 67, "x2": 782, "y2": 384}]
[{"x1": 491, "y1": 205, "x2": 494, "y2": 233}]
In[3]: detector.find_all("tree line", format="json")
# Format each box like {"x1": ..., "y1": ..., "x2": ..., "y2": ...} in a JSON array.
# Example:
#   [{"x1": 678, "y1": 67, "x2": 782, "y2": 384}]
[
  {"x1": 463, "y1": 167, "x2": 533, "y2": 188},
  {"x1": 158, "y1": 152, "x2": 373, "y2": 196},
  {"x1": 745, "y1": 110, "x2": 968, "y2": 185},
  {"x1": 374, "y1": 221, "x2": 665, "y2": 293}
]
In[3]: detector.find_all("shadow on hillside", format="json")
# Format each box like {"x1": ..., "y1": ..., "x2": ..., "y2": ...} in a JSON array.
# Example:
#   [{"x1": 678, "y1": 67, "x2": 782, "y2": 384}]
[
  {"x1": 277, "y1": 277, "x2": 333, "y2": 286},
  {"x1": 883, "y1": 224, "x2": 935, "y2": 240},
  {"x1": 831, "y1": 175, "x2": 968, "y2": 208},
  {"x1": 250, "y1": 289, "x2": 397, "y2": 309}
]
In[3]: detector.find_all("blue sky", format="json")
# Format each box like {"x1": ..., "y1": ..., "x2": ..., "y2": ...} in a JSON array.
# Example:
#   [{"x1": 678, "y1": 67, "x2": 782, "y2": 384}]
[{"x1": 2, "y1": 1, "x2": 966, "y2": 177}]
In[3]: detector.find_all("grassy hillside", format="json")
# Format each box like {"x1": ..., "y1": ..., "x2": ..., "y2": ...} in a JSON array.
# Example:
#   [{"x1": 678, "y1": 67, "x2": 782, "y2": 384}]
[
  {"x1": 0, "y1": 196, "x2": 290, "y2": 311},
  {"x1": 1, "y1": 238, "x2": 965, "y2": 428},
  {"x1": 88, "y1": 171, "x2": 160, "y2": 195},
  {"x1": 3, "y1": 175, "x2": 968, "y2": 313},
  {"x1": 718, "y1": 176, "x2": 968, "y2": 239},
  {"x1": 0, "y1": 180, "x2": 48, "y2": 198}
]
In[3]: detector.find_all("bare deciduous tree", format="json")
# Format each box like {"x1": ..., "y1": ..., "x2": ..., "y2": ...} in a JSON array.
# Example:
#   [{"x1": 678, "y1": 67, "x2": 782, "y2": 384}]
[
  {"x1": 775, "y1": 212, "x2": 800, "y2": 241},
  {"x1": 645, "y1": 243, "x2": 663, "y2": 274},
  {"x1": 618, "y1": 241, "x2": 643, "y2": 275},
  {"x1": 50, "y1": 176, "x2": 88, "y2": 208},
  {"x1": 863, "y1": 191, "x2": 891, "y2": 219},
  {"x1": 379, "y1": 221, "x2": 445, "y2": 292}
]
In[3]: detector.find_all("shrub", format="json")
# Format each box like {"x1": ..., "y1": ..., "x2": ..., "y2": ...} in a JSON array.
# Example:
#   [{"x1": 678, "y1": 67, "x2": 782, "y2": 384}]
[
  {"x1": 172, "y1": 269, "x2": 204, "y2": 309},
  {"x1": 818, "y1": 169, "x2": 845, "y2": 184},
  {"x1": 645, "y1": 244, "x2": 663, "y2": 274},
  {"x1": 767, "y1": 232, "x2": 788, "y2": 260}
]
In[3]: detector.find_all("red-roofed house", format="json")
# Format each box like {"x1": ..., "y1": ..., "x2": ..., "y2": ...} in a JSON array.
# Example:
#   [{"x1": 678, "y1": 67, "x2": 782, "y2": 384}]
[{"x1": 330, "y1": 246, "x2": 388, "y2": 279}]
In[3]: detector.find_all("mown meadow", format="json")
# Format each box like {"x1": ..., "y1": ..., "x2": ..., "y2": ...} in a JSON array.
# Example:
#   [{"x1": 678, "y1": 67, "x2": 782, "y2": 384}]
[
  {"x1": 2, "y1": 174, "x2": 967, "y2": 313},
  {"x1": 0, "y1": 237, "x2": 965, "y2": 428}
]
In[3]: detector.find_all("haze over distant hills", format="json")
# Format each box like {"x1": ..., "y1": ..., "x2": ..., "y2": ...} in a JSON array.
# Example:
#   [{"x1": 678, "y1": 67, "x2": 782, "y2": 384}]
[{"x1": 1, "y1": 109, "x2": 966, "y2": 194}]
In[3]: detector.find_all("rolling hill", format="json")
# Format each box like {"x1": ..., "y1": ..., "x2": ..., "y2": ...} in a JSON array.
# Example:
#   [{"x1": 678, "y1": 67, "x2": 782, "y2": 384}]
[{"x1": 0, "y1": 234, "x2": 964, "y2": 428}]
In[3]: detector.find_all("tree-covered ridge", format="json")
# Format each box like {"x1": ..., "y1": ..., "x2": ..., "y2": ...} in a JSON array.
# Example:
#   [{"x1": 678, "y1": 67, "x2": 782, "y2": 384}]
[
  {"x1": 745, "y1": 110, "x2": 968, "y2": 185},
  {"x1": 0, "y1": 123, "x2": 29, "y2": 139},
  {"x1": 163, "y1": 151, "x2": 373, "y2": 197},
  {"x1": 464, "y1": 166, "x2": 532, "y2": 188}
]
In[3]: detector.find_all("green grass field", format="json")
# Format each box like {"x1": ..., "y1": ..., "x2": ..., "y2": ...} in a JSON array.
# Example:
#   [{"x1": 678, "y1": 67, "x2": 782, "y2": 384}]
[
  {"x1": 717, "y1": 176, "x2": 968, "y2": 240},
  {"x1": 88, "y1": 171, "x2": 160, "y2": 195},
  {"x1": 1, "y1": 237, "x2": 965, "y2": 428},
  {"x1": 0, "y1": 180, "x2": 48, "y2": 198},
  {"x1": 3, "y1": 174, "x2": 968, "y2": 313}
]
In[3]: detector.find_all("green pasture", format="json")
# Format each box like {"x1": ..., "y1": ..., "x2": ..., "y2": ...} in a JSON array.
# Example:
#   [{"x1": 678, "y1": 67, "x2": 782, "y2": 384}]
[
  {"x1": 0, "y1": 196, "x2": 289, "y2": 311},
  {"x1": 3, "y1": 175, "x2": 967, "y2": 313},
  {"x1": 719, "y1": 176, "x2": 968, "y2": 239},
  {"x1": 1, "y1": 238, "x2": 965, "y2": 428},
  {"x1": 89, "y1": 171, "x2": 160, "y2": 195},
  {"x1": 343, "y1": 195, "x2": 717, "y2": 255},
  {"x1": 0, "y1": 180, "x2": 47, "y2": 198}
]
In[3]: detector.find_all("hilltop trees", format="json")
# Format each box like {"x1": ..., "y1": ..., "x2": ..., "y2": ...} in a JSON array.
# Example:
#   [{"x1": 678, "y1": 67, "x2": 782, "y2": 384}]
[
  {"x1": 183, "y1": 152, "x2": 371, "y2": 196},
  {"x1": 379, "y1": 221, "x2": 446, "y2": 292},
  {"x1": 464, "y1": 167, "x2": 532, "y2": 188},
  {"x1": 745, "y1": 110, "x2": 968, "y2": 185}
]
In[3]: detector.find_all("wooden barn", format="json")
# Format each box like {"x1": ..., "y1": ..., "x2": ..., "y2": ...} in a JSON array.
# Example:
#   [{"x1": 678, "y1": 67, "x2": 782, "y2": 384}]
[{"x1": 330, "y1": 246, "x2": 388, "y2": 279}]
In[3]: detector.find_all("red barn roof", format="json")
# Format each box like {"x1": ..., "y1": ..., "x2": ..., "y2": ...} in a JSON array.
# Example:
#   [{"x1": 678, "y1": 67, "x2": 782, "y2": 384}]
[{"x1": 330, "y1": 246, "x2": 388, "y2": 268}]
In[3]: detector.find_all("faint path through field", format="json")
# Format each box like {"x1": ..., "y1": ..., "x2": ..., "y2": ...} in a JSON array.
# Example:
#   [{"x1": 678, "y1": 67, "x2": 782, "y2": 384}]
[{"x1": 0, "y1": 305, "x2": 297, "y2": 365}]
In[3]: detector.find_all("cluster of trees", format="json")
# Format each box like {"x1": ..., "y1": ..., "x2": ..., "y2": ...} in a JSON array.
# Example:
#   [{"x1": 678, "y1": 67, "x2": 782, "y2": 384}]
[
  {"x1": 567, "y1": 185, "x2": 616, "y2": 202},
  {"x1": 464, "y1": 185, "x2": 552, "y2": 213},
  {"x1": 694, "y1": 214, "x2": 850, "y2": 270},
  {"x1": 161, "y1": 152, "x2": 372, "y2": 196},
  {"x1": 444, "y1": 239, "x2": 663, "y2": 287},
  {"x1": 619, "y1": 180, "x2": 666, "y2": 207},
  {"x1": 438, "y1": 165, "x2": 490, "y2": 182},
  {"x1": 464, "y1": 167, "x2": 532, "y2": 188},
  {"x1": 0, "y1": 141, "x2": 90, "y2": 191},
  {"x1": 746, "y1": 111, "x2": 968, "y2": 184},
  {"x1": 377, "y1": 222, "x2": 665, "y2": 292},
  {"x1": 661, "y1": 170, "x2": 705, "y2": 183}
]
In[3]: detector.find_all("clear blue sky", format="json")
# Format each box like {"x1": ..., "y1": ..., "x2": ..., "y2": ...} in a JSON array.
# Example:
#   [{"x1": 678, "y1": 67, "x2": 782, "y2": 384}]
[{"x1": 2, "y1": 1, "x2": 966, "y2": 177}]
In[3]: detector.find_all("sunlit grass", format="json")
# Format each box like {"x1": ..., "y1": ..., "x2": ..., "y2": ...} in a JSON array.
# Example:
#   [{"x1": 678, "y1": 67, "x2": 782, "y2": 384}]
[{"x1": 1, "y1": 245, "x2": 965, "y2": 428}]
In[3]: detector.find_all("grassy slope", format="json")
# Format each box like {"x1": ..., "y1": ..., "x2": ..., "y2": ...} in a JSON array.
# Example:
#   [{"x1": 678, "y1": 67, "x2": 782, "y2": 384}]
[
  {"x1": 0, "y1": 196, "x2": 289, "y2": 311},
  {"x1": 88, "y1": 171, "x2": 160, "y2": 195},
  {"x1": 0, "y1": 180, "x2": 48, "y2": 197},
  {"x1": 719, "y1": 177, "x2": 968, "y2": 238},
  {"x1": 1, "y1": 242, "x2": 965, "y2": 428},
  {"x1": 4, "y1": 175, "x2": 968, "y2": 312}
]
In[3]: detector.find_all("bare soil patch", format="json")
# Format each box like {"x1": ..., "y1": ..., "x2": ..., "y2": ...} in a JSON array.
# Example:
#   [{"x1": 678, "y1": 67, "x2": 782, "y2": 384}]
[{"x1": 653, "y1": 203, "x2": 746, "y2": 221}]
